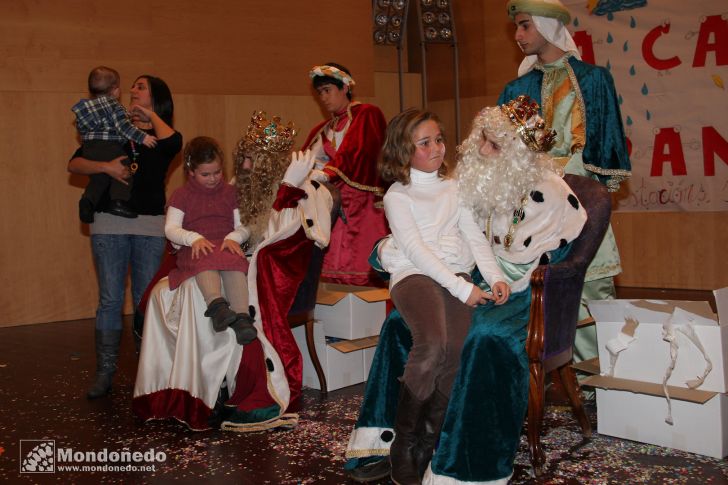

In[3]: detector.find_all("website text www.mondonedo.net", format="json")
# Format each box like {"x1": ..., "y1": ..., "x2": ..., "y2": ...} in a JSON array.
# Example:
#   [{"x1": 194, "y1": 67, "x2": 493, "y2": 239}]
[{"x1": 56, "y1": 464, "x2": 157, "y2": 473}]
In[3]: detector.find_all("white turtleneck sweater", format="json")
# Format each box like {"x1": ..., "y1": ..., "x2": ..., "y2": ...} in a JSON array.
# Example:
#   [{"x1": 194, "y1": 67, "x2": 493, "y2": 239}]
[{"x1": 380, "y1": 168, "x2": 505, "y2": 303}]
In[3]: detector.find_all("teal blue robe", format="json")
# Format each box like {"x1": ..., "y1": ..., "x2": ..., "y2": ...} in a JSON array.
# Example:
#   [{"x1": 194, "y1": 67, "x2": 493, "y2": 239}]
[
  {"x1": 345, "y1": 247, "x2": 572, "y2": 483},
  {"x1": 498, "y1": 55, "x2": 631, "y2": 192}
]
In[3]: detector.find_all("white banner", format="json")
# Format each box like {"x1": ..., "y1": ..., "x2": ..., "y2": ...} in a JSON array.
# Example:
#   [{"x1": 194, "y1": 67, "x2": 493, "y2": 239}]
[{"x1": 561, "y1": 0, "x2": 728, "y2": 211}]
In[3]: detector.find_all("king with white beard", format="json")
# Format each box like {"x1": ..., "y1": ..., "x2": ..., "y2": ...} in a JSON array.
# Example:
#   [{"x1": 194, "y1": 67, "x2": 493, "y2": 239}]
[{"x1": 345, "y1": 97, "x2": 588, "y2": 485}]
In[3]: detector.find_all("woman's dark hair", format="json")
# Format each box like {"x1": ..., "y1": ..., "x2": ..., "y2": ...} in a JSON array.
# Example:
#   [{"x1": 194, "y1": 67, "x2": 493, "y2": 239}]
[
  {"x1": 312, "y1": 62, "x2": 353, "y2": 101},
  {"x1": 135, "y1": 75, "x2": 174, "y2": 126}
]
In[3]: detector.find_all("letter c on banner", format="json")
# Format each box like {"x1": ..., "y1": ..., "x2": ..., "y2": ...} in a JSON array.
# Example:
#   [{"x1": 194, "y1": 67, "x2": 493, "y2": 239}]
[{"x1": 643, "y1": 23, "x2": 681, "y2": 70}]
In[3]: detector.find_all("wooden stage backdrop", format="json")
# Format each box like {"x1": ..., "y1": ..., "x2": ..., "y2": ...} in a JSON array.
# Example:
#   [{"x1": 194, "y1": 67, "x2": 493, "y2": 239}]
[{"x1": 0, "y1": 1, "x2": 725, "y2": 327}]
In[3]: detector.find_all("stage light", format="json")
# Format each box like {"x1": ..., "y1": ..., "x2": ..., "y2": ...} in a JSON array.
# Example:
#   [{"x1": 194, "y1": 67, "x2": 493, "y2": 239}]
[
  {"x1": 372, "y1": 0, "x2": 408, "y2": 46},
  {"x1": 415, "y1": 0, "x2": 460, "y2": 139},
  {"x1": 417, "y1": 0, "x2": 455, "y2": 44}
]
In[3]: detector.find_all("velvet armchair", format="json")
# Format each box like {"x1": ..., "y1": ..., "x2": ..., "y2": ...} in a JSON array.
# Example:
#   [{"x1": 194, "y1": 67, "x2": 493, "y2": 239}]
[{"x1": 525, "y1": 174, "x2": 612, "y2": 475}]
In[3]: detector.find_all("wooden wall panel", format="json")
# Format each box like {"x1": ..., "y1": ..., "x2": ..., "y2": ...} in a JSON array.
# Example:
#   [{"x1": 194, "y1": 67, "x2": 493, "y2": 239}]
[
  {"x1": 0, "y1": 1, "x2": 374, "y2": 96},
  {"x1": 0, "y1": 91, "x2": 99, "y2": 326},
  {"x1": 613, "y1": 211, "x2": 728, "y2": 290},
  {"x1": 423, "y1": 1, "x2": 521, "y2": 101},
  {"x1": 0, "y1": 71, "x2": 422, "y2": 327},
  {"x1": 0, "y1": 0, "x2": 379, "y2": 327}
]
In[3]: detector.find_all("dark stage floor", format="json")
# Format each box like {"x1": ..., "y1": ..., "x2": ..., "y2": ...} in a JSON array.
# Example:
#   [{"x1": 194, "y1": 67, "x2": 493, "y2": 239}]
[{"x1": 0, "y1": 287, "x2": 725, "y2": 484}]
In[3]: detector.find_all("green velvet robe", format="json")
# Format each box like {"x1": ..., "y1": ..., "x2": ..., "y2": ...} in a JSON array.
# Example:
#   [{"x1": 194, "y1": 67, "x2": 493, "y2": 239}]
[{"x1": 345, "y1": 173, "x2": 586, "y2": 483}]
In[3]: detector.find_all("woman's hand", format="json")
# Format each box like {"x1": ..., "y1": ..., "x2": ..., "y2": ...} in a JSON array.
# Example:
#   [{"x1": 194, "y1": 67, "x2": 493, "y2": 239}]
[
  {"x1": 69, "y1": 154, "x2": 131, "y2": 182},
  {"x1": 130, "y1": 104, "x2": 153, "y2": 123},
  {"x1": 490, "y1": 281, "x2": 511, "y2": 305},
  {"x1": 105, "y1": 156, "x2": 132, "y2": 184},
  {"x1": 221, "y1": 239, "x2": 245, "y2": 257},
  {"x1": 130, "y1": 103, "x2": 175, "y2": 139},
  {"x1": 191, "y1": 238, "x2": 215, "y2": 259}
]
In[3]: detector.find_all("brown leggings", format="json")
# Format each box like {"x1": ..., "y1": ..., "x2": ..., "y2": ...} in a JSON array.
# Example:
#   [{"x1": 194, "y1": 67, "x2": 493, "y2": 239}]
[{"x1": 390, "y1": 274, "x2": 473, "y2": 401}]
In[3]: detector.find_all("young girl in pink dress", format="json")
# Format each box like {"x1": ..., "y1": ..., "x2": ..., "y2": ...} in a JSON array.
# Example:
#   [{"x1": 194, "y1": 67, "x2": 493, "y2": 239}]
[{"x1": 165, "y1": 136, "x2": 256, "y2": 345}]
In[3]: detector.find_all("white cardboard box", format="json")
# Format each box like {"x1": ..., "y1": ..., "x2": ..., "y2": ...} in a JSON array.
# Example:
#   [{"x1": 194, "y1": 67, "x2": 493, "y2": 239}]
[
  {"x1": 588, "y1": 287, "x2": 728, "y2": 393},
  {"x1": 292, "y1": 322, "x2": 378, "y2": 391},
  {"x1": 582, "y1": 374, "x2": 728, "y2": 458},
  {"x1": 315, "y1": 283, "x2": 390, "y2": 340},
  {"x1": 363, "y1": 346, "x2": 376, "y2": 378}
]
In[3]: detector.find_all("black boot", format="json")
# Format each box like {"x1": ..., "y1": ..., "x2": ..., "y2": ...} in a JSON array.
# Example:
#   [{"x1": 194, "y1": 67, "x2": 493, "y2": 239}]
[
  {"x1": 87, "y1": 329, "x2": 122, "y2": 399},
  {"x1": 415, "y1": 389, "x2": 449, "y2": 478},
  {"x1": 207, "y1": 379, "x2": 231, "y2": 429},
  {"x1": 390, "y1": 384, "x2": 429, "y2": 485},
  {"x1": 205, "y1": 297, "x2": 238, "y2": 332},
  {"x1": 347, "y1": 457, "x2": 392, "y2": 483},
  {"x1": 132, "y1": 309, "x2": 144, "y2": 355},
  {"x1": 229, "y1": 313, "x2": 257, "y2": 345}
]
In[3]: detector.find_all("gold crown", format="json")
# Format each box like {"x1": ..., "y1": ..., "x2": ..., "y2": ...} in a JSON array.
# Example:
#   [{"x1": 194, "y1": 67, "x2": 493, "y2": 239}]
[
  {"x1": 242, "y1": 111, "x2": 296, "y2": 154},
  {"x1": 500, "y1": 95, "x2": 556, "y2": 153}
]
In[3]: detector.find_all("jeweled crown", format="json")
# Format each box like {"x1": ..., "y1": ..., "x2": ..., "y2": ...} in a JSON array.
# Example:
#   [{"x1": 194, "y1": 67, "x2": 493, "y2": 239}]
[
  {"x1": 500, "y1": 95, "x2": 556, "y2": 153},
  {"x1": 242, "y1": 111, "x2": 296, "y2": 154}
]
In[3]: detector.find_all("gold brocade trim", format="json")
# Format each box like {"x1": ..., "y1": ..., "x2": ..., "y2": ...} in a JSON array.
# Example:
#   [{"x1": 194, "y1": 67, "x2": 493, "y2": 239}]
[
  {"x1": 583, "y1": 163, "x2": 631, "y2": 192},
  {"x1": 585, "y1": 262, "x2": 622, "y2": 281},
  {"x1": 308, "y1": 101, "x2": 361, "y2": 152},
  {"x1": 541, "y1": 77, "x2": 555, "y2": 130},
  {"x1": 322, "y1": 269, "x2": 372, "y2": 276},
  {"x1": 330, "y1": 102, "x2": 359, "y2": 150},
  {"x1": 327, "y1": 166, "x2": 385, "y2": 195},
  {"x1": 538, "y1": 53, "x2": 587, "y2": 157},
  {"x1": 221, "y1": 414, "x2": 299, "y2": 433},
  {"x1": 345, "y1": 448, "x2": 391, "y2": 459},
  {"x1": 539, "y1": 54, "x2": 631, "y2": 192},
  {"x1": 563, "y1": 55, "x2": 588, "y2": 154}
]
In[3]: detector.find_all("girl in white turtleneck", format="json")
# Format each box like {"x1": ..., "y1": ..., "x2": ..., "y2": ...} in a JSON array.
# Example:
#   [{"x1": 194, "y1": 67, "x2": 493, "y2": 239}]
[{"x1": 377, "y1": 108, "x2": 510, "y2": 484}]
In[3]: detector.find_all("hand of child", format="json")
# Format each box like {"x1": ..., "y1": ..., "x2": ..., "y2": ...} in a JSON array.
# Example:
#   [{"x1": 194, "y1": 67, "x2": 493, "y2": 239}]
[
  {"x1": 130, "y1": 104, "x2": 153, "y2": 122},
  {"x1": 142, "y1": 134, "x2": 157, "y2": 148},
  {"x1": 490, "y1": 281, "x2": 511, "y2": 305},
  {"x1": 105, "y1": 155, "x2": 132, "y2": 184},
  {"x1": 191, "y1": 238, "x2": 215, "y2": 259},
  {"x1": 221, "y1": 239, "x2": 245, "y2": 257},
  {"x1": 465, "y1": 285, "x2": 491, "y2": 308},
  {"x1": 282, "y1": 149, "x2": 315, "y2": 188}
]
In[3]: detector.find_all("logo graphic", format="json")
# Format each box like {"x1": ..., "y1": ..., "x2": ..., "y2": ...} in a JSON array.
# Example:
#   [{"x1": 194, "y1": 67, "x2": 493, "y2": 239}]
[{"x1": 20, "y1": 440, "x2": 55, "y2": 473}]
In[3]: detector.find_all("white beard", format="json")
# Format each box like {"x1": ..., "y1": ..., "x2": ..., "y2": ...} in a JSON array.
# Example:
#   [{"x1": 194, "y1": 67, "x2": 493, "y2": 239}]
[{"x1": 456, "y1": 107, "x2": 560, "y2": 220}]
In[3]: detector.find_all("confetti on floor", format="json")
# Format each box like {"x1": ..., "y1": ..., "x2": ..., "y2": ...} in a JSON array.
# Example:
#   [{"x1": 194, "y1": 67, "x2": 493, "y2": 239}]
[{"x1": 1, "y1": 320, "x2": 726, "y2": 484}]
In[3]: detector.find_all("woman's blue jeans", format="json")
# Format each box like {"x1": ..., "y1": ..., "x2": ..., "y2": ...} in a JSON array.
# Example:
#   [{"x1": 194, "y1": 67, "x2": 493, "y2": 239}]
[{"x1": 91, "y1": 234, "x2": 166, "y2": 331}]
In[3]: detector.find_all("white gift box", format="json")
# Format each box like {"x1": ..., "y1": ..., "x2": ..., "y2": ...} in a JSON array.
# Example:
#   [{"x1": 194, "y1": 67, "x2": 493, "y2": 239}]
[
  {"x1": 588, "y1": 287, "x2": 728, "y2": 393},
  {"x1": 578, "y1": 287, "x2": 728, "y2": 458},
  {"x1": 292, "y1": 322, "x2": 378, "y2": 391},
  {"x1": 363, "y1": 346, "x2": 376, "y2": 379},
  {"x1": 582, "y1": 374, "x2": 728, "y2": 459},
  {"x1": 315, "y1": 283, "x2": 390, "y2": 340}
]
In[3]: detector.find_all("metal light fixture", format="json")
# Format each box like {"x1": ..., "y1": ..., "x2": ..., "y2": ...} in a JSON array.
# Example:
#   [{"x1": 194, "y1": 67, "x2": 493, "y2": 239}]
[
  {"x1": 372, "y1": 0, "x2": 410, "y2": 110},
  {"x1": 416, "y1": 0, "x2": 460, "y2": 139},
  {"x1": 372, "y1": 0, "x2": 409, "y2": 46},
  {"x1": 419, "y1": 0, "x2": 454, "y2": 44}
]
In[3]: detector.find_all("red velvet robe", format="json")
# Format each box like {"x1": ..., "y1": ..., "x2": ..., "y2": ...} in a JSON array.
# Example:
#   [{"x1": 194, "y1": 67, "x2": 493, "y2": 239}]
[{"x1": 302, "y1": 103, "x2": 389, "y2": 286}]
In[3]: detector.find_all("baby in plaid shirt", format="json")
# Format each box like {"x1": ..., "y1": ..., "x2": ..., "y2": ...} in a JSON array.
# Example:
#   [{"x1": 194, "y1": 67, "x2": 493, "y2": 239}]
[{"x1": 72, "y1": 66, "x2": 157, "y2": 223}]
